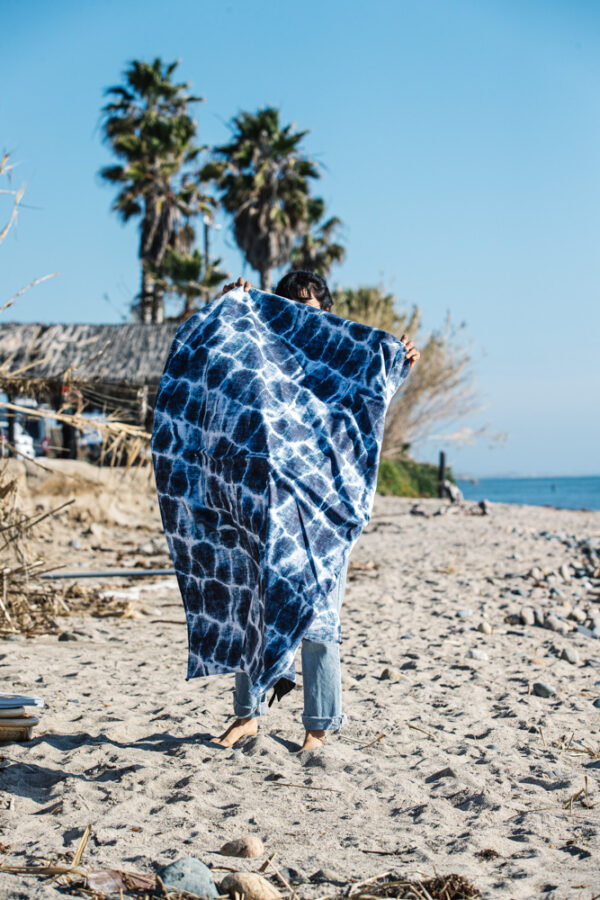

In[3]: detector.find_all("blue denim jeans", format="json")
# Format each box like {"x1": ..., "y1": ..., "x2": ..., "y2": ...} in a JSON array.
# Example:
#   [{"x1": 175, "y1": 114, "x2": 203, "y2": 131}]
[{"x1": 233, "y1": 556, "x2": 349, "y2": 731}]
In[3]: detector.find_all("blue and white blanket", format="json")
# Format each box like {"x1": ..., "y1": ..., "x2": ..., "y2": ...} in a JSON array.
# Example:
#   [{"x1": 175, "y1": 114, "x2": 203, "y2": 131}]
[{"x1": 151, "y1": 286, "x2": 411, "y2": 697}]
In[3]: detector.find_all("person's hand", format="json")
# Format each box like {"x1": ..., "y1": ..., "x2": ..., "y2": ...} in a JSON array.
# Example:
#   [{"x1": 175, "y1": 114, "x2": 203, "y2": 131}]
[
  {"x1": 221, "y1": 276, "x2": 251, "y2": 295},
  {"x1": 400, "y1": 334, "x2": 420, "y2": 370}
]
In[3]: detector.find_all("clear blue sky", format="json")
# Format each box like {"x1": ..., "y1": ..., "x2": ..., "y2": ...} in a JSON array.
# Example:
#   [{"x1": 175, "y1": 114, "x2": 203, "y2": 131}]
[{"x1": 2, "y1": 0, "x2": 598, "y2": 477}]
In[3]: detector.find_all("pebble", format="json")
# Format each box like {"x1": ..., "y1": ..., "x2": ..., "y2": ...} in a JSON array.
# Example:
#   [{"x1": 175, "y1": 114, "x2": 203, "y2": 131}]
[
  {"x1": 425, "y1": 766, "x2": 458, "y2": 782},
  {"x1": 219, "y1": 837, "x2": 265, "y2": 858},
  {"x1": 560, "y1": 647, "x2": 580, "y2": 666},
  {"x1": 221, "y1": 873, "x2": 281, "y2": 900},
  {"x1": 568, "y1": 607, "x2": 587, "y2": 623},
  {"x1": 576, "y1": 625, "x2": 600, "y2": 640},
  {"x1": 159, "y1": 858, "x2": 218, "y2": 898},
  {"x1": 533, "y1": 682, "x2": 557, "y2": 698},
  {"x1": 559, "y1": 563, "x2": 572, "y2": 581},
  {"x1": 457, "y1": 609, "x2": 474, "y2": 618},
  {"x1": 279, "y1": 867, "x2": 306, "y2": 885},
  {"x1": 380, "y1": 667, "x2": 403, "y2": 681},
  {"x1": 58, "y1": 632, "x2": 80, "y2": 642},
  {"x1": 520, "y1": 607, "x2": 535, "y2": 627},
  {"x1": 545, "y1": 615, "x2": 564, "y2": 633},
  {"x1": 400, "y1": 660, "x2": 418, "y2": 670},
  {"x1": 478, "y1": 621, "x2": 493, "y2": 634},
  {"x1": 530, "y1": 567, "x2": 543, "y2": 580},
  {"x1": 593, "y1": 699, "x2": 600, "y2": 709},
  {"x1": 466, "y1": 648, "x2": 489, "y2": 661},
  {"x1": 534, "y1": 608, "x2": 545, "y2": 627},
  {"x1": 68, "y1": 538, "x2": 82, "y2": 551},
  {"x1": 137, "y1": 542, "x2": 156, "y2": 555},
  {"x1": 310, "y1": 869, "x2": 346, "y2": 886}
]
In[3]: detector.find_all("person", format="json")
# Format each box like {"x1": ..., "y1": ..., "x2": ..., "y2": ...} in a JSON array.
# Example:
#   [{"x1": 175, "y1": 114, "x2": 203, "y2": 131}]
[{"x1": 213, "y1": 273, "x2": 420, "y2": 751}]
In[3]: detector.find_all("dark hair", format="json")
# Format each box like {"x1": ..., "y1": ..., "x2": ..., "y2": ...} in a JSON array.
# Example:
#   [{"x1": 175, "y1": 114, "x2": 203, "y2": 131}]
[{"x1": 274, "y1": 270, "x2": 333, "y2": 312}]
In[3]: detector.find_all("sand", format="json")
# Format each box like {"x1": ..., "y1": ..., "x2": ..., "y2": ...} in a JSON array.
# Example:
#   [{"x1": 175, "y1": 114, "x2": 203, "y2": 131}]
[{"x1": 1, "y1": 461, "x2": 600, "y2": 899}]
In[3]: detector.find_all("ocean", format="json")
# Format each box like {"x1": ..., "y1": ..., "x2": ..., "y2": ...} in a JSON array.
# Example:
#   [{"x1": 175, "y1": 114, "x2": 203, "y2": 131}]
[{"x1": 455, "y1": 475, "x2": 600, "y2": 512}]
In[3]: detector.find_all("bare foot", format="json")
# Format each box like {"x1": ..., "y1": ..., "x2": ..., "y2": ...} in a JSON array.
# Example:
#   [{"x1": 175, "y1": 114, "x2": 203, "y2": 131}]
[
  {"x1": 300, "y1": 729, "x2": 326, "y2": 751},
  {"x1": 213, "y1": 717, "x2": 258, "y2": 748}
]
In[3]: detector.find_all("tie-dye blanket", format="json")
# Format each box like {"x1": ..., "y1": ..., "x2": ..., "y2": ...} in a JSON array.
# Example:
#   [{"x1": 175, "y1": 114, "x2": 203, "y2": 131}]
[{"x1": 151, "y1": 286, "x2": 411, "y2": 697}]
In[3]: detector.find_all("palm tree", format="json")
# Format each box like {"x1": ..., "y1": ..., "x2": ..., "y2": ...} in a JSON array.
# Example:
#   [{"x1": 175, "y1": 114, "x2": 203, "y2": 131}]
[
  {"x1": 203, "y1": 107, "x2": 319, "y2": 290},
  {"x1": 160, "y1": 244, "x2": 228, "y2": 321},
  {"x1": 100, "y1": 58, "x2": 208, "y2": 322},
  {"x1": 290, "y1": 197, "x2": 345, "y2": 277}
]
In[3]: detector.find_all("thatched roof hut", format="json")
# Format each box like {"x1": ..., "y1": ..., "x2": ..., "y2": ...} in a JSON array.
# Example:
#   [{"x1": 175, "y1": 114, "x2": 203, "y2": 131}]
[
  {"x1": 0, "y1": 322, "x2": 180, "y2": 426},
  {"x1": 0, "y1": 322, "x2": 179, "y2": 388}
]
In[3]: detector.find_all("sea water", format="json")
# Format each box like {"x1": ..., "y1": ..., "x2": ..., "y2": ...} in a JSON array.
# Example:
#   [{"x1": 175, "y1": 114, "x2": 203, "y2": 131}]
[{"x1": 455, "y1": 475, "x2": 600, "y2": 511}]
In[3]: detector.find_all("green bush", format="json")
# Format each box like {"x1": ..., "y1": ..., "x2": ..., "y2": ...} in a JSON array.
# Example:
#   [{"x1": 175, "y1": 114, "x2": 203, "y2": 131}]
[{"x1": 376, "y1": 458, "x2": 454, "y2": 498}]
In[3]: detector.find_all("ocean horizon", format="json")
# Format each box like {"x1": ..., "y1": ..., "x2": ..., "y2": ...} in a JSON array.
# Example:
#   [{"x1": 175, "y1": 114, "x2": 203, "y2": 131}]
[{"x1": 455, "y1": 474, "x2": 600, "y2": 512}]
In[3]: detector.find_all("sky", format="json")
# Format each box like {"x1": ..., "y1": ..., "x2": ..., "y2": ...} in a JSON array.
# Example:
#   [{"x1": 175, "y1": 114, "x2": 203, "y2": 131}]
[{"x1": 1, "y1": 0, "x2": 599, "y2": 478}]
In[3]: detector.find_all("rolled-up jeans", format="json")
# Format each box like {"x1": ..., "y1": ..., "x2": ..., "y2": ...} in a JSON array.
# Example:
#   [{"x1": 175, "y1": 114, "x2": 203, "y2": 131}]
[{"x1": 233, "y1": 558, "x2": 349, "y2": 731}]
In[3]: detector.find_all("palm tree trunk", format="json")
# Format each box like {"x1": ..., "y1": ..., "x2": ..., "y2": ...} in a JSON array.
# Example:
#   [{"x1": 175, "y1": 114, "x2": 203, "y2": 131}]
[
  {"x1": 152, "y1": 286, "x2": 165, "y2": 323},
  {"x1": 182, "y1": 291, "x2": 195, "y2": 321},
  {"x1": 140, "y1": 266, "x2": 154, "y2": 323},
  {"x1": 260, "y1": 268, "x2": 272, "y2": 292}
]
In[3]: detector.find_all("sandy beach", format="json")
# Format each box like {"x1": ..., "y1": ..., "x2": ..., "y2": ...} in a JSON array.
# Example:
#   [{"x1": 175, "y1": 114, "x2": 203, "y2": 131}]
[{"x1": 1, "y1": 460, "x2": 600, "y2": 899}]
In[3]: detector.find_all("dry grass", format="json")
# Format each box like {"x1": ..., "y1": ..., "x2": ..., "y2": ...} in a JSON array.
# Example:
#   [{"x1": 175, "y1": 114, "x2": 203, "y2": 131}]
[
  {"x1": 1, "y1": 151, "x2": 154, "y2": 634},
  {"x1": 0, "y1": 401, "x2": 150, "y2": 468},
  {"x1": 0, "y1": 414, "x2": 150, "y2": 636},
  {"x1": 339, "y1": 873, "x2": 481, "y2": 900},
  {"x1": 0, "y1": 152, "x2": 59, "y2": 311}
]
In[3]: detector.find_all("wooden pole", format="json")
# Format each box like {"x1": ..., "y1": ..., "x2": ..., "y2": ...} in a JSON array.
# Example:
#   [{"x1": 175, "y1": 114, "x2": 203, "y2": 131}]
[
  {"x1": 204, "y1": 217, "x2": 210, "y2": 268},
  {"x1": 59, "y1": 386, "x2": 78, "y2": 459},
  {"x1": 438, "y1": 450, "x2": 446, "y2": 499},
  {"x1": 202, "y1": 217, "x2": 211, "y2": 304},
  {"x1": 138, "y1": 384, "x2": 149, "y2": 430},
  {"x1": 6, "y1": 391, "x2": 15, "y2": 457}
]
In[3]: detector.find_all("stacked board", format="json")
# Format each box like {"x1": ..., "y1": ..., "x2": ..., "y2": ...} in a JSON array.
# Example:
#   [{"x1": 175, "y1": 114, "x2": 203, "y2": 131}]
[{"x1": 0, "y1": 693, "x2": 44, "y2": 742}]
